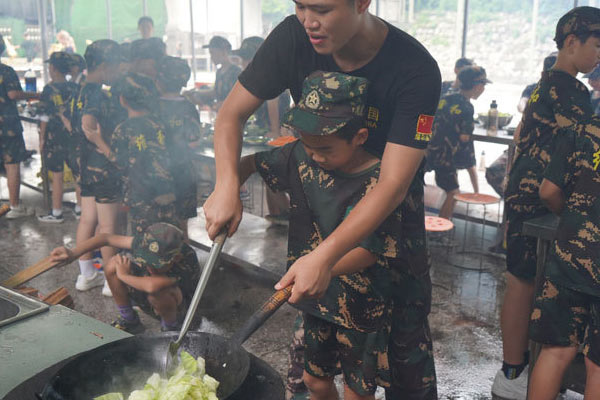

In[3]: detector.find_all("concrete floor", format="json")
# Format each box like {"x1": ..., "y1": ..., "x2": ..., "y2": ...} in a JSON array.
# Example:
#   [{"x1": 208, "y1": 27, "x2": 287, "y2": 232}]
[{"x1": 0, "y1": 124, "x2": 584, "y2": 399}]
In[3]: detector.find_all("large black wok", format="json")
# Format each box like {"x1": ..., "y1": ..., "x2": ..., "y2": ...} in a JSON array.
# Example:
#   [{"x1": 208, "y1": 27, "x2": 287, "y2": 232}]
[{"x1": 41, "y1": 286, "x2": 293, "y2": 400}]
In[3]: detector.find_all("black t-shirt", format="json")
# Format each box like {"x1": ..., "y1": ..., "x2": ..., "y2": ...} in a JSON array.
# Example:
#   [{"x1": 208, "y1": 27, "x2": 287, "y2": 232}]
[{"x1": 239, "y1": 15, "x2": 441, "y2": 157}]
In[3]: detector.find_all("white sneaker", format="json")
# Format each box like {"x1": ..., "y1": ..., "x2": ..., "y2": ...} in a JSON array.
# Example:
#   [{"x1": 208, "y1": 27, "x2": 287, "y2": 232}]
[
  {"x1": 102, "y1": 279, "x2": 113, "y2": 297},
  {"x1": 491, "y1": 368, "x2": 528, "y2": 400},
  {"x1": 5, "y1": 205, "x2": 34, "y2": 219},
  {"x1": 75, "y1": 271, "x2": 105, "y2": 291},
  {"x1": 37, "y1": 212, "x2": 64, "y2": 223}
]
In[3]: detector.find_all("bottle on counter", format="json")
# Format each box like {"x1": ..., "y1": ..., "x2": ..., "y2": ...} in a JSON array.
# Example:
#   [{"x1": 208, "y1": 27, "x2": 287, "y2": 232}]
[
  {"x1": 479, "y1": 150, "x2": 486, "y2": 171},
  {"x1": 487, "y1": 100, "x2": 498, "y2": 137},
  {"x1": 24, "y1": 69, "x2": 36, "y2": 93}
]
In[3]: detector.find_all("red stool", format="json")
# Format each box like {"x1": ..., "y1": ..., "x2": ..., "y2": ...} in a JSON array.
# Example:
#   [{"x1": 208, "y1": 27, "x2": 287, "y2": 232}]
[
  {"x1": 453, "y1": 193, "x2": 501, "y2": 270},
  {"x1": 425, "y1": 216, "x2": 455, "y2": 257}
]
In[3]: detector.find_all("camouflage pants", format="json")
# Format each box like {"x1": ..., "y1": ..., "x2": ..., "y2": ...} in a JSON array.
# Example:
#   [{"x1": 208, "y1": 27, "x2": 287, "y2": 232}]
[
  {"x1": 303, "y1": 312, "x2": 390, "y2": 396},
  {"x1": 530, "y1": 278, "x2": 600, "y2": 365}
]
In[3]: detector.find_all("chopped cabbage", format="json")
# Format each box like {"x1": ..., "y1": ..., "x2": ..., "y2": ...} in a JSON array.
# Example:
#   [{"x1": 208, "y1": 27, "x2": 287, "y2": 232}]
[{"x1": 94, "y1": 351, "x2": 219, "y2": 400}]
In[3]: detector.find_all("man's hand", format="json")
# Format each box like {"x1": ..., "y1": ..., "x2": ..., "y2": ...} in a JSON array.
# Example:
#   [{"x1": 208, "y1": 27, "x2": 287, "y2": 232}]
[
  {"x1": 203, "y1": 186, "x2": 242, "y2": 240},
  {"x1": 82, "y1": 123, "x2": 102, "y2": 145},
  {"x1": 114, "y1": 255, "x2": 131, "y2": 279},
  {"x1": 275, "y1": 251, "x2": 333, "y2": 304},
  {"x1": 50, "y1": 246, "x2": 74, "y2": 263}
]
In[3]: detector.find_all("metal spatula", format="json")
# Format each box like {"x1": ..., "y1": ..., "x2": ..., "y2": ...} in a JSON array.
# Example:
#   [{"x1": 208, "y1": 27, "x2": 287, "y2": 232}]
[{"x1": 164, "y1": 230, "x2": 227, "y2": 374}]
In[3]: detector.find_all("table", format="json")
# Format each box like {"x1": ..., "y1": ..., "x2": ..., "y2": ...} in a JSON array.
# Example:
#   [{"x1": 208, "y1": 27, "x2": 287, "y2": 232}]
[{"x1": 522, "y1": 213, "x2": 585, "y2": 394}]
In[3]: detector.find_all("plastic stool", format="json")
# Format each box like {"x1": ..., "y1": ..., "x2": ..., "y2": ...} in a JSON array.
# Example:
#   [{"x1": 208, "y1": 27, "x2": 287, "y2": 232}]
[
  {"x1": 425, "y1": 216, "x2": 455, "y2": 257},
  {"x1": 453, "y1": 193, "x2": 501, "y2": 270}
]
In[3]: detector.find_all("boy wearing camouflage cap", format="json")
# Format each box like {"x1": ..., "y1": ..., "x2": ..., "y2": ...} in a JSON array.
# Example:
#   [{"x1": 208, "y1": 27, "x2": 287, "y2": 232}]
[
  {"x1": 237, "y1": 71, "x2": 412, "y2": 399},
  {"x1": 496, "y1": 7, "x2": 600, "y2": 398},
  {"x1": 427, "y1": 65, "x2": 489, "y2": 219},
  {"x1": 37, "y1": 51, "x2": 80, "y2": 223},
  {"x1": 156, "y1": 56, "x2": 201, "y2": 236},
  {"x1": 72, "y1": 39, "x2": 123, "y2": 293},
  {"x1": 50, "y1": 221, "x2": 200, "y2": 333},
  {"x1": 527, "y1": 121, "x2": 600, "y2": 398},
  {"x1": 86, "y1": 72, "x2": 177, "y2": 237}
]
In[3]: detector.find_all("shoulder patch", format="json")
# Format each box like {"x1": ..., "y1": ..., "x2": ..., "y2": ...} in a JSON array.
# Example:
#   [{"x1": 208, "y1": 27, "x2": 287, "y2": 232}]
[{"x1": 415, "y1": 114, "x2": 434, "y2": 142}]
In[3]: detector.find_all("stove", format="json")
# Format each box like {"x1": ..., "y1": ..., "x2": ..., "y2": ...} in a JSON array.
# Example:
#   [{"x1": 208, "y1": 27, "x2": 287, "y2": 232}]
[{"x1": 4, "y1": 353, "x2": 284, "y2": 400}]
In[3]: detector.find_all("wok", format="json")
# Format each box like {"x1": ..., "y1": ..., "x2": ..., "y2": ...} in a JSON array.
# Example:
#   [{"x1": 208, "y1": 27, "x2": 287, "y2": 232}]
[{"x1": 41, "y1": 286, "x2": 293, "y2": 400}]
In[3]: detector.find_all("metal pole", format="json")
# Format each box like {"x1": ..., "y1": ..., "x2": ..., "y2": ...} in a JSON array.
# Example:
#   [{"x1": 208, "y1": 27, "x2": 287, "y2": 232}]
[
  {"x1": 142, "y1": 0, "x2": 148, "y2": 15},
  {"x1": 49, "y1": 0, "x2": 57, "y2": 38},
  {"x1": 240, "y1": 0, "x2": 245, "y2": 40},
  {"x1": 105, "y1": 0, "x2": 113, "y2": 39},
  {"x1": 532, "y1": 0, "x2": 539, "y2": 46},
  {"x1": 189, "y1": 0, "x2": 196, "y2": 82},
  {"x1": 461, "y1": 0, "x2": 468, "y2": 58},
  {"x1": 573, "y1": 0, "x2": 578, "y2": 7},
  {"x1": 375, "y1": 0, "x2": 380, "y2": 17},
  {"x1": 37, "y1": 0, "x2": 49, "y2": 83}
]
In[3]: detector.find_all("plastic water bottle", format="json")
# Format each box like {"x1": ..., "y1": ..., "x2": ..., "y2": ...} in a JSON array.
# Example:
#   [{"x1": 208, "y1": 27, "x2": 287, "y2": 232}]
[
  {"x1": 479, "y1": 150, "x2": 486, "y2": 171},
  {"x1": 487, "y1": 100, "x2": 498, "y2": 137},
  {"x1": 24, "y1": 69, "x2": 36, "y2": 93}
]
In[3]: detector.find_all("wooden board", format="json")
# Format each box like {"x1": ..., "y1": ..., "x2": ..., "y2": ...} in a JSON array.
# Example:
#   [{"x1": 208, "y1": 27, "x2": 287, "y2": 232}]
[{"x1": 1, "y1": 257, "x2": 65, "y2": 289}]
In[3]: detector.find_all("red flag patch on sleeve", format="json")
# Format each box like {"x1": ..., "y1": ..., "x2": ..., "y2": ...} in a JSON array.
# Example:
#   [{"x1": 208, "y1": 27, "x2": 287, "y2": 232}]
[{"x1": 415, "y1": 114, "x2": 435, "y2": 142}]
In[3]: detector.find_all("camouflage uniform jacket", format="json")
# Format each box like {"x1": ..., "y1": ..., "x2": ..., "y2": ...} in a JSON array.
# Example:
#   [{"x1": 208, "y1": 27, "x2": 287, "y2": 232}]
[
  {"x1": 543, "y1": 122, "x2": 600, "y2": 296},
  {"x1": 255, "y1": 141, "x2": 406, "y2": 333},
  {"x1": 39, "y1": 81, "x2": 79, "y2": 145},
  {"x1": 108, "y1": 114, "x2": 176, "y2": 210},
  {"x1": 0, "y1": 63, "x2": 23, "y2": 138},
  {"x1": 505, "y1": 70, "x2": 592, "y2": 208},
  {"x1": 105, "y1": 84, "x2": 128, "y2": 129},
  {"x1": 71, "y1": 81, "x2": 119, "y2": 185},
  {"x1": 157, "y1": 97, "x2": 201, "y2": 166},
  {"x1": 426, "y1": 92, "x2": 474, "y2": 170},
  {"x1": 215, "y1": 64, "x2": 241, "y2": 102}
]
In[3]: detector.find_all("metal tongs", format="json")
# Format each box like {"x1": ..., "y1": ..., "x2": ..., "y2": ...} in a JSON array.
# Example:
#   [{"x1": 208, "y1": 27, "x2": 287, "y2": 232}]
[{"x1": 164, "y1": 230, "x2": 228, "y2": 374}]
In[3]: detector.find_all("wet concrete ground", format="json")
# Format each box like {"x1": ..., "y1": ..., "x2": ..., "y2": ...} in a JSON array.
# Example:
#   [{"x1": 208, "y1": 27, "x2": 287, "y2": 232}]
[{"x1": 0, "y1": 124, "x2": 584, "y2": 399}]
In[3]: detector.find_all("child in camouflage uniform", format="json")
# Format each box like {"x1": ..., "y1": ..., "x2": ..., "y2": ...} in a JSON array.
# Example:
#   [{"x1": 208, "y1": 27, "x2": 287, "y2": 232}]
[
  {"x1": 495, "y1": 7, "x2": 600, "y2": 399},
  {"x1": 426, "y1": 65, "x2": 490, "y2": 219},
  {"x1": 156, "y1": 56, "x2": 201, "y2": 236},
  {"x1": 0, "y1": 34, "x2": 39, "y2": 219},
  {"x1": 528, "y1": 121, "x2": 600, "y2": 398},
  {"x1": 238, "y1": 71, "x2": 398, "y2": 400},
  {"x1": 37, "y1": 51, "x2": 80, "y2": 223},
  {"x1": 71, "y1": 40, "x2": 123, "y2": 293},
  {"x1": 130, "y1": 37, "x2": 166, "y2": 79},
  {"x1": 49, "y1": 222, "x2": 200, "y2": 333},
  {"x1": 86, "y1": 72, "x2": 177, "y2": 236}
]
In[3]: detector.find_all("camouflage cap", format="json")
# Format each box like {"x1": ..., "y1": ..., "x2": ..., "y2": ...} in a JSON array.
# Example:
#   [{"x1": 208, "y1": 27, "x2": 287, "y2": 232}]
[
  {"x1": 458, "y1": 65, "x2": 492, "y2": 88},
  {"x1": 44, "y1": 51, "x2": 73, "y2": 74},
  {"x1": 156, "y1": 56, "x2": 191, "y2": 89},
  {"x1": 120, "y1": 72, "x2": 160, "y2": 110},
  {"x1": 584, "y1": 64, "x2": 600, "y2": 80},
  {"x1": 84, "y1": 39, "x2": 121, "y2": 71},
  {"x1": 131, "y1": 37, "x2": 166, "y2": 61},
  {"x1": 283, "y1": 71, "x2": 369, "y2": 136},
  {"x1": 132, "y1": 222, "x2": 185, "y2": 269},
  {"x1": 554, "y1": 6, "x2": 600, "y2": 44},
  {"x1": 202, "y1": 36, "x2": 231, "y2": 51},
  {"x1": 232, "y1": 36, "x2": 264, "y2": 60}
]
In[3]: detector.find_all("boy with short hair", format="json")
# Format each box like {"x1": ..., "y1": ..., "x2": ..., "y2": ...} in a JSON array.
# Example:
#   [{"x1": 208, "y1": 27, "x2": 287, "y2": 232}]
[
  {"x1": 50, "y1": 221, "x2": 200, "y2": 333},
  {"x1": 495, "y1": 7, "x2": 600, "y2": 399},
  {"x1": 85, "y1": 72, "x2": 177, "y2": 236},
  {"x1": 528, "y1": 121, "x2": 600, "y2": 399},
  {"x1": 239, "y1": 71, "x2": 399, "y2": 400},
  {"x1": 156, "y1": 56, "x2": 201, "y2": 236},
  {"x1": 37, "y1": 51, "x2": 80, "y2": 223},
  {"x1": 130, "y1": 37, "x2": 166, "y2": 79},
  {"x1": 427, "y1": 65, "x2": 490, "y2": 219}
]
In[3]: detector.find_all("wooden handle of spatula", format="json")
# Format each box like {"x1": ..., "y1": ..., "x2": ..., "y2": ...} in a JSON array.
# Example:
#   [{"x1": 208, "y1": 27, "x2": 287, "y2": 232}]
[{"x1": 1, "y1": 256, "x2": 65, "y2": 289}]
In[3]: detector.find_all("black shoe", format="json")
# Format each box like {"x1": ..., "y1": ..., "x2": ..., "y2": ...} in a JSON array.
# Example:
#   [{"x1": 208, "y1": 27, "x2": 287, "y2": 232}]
[{"x1": 111, "y1": 315, "x2": 145, "y2": 334}]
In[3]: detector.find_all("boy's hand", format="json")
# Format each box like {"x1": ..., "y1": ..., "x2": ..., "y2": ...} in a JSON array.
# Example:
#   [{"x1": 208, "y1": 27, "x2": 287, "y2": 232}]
[
  {"x1": 275, "y1": 252, "x2": 333, "y2": 304},
  {"x1": 82, "y1": 123, "x2": 102, "y2": 145},
  {"x1": 114, "y1": 255, "x2": 132, "y2": 279},
  {"x1": 50, "y1": 246, "x2": 73, "y2": 263}
]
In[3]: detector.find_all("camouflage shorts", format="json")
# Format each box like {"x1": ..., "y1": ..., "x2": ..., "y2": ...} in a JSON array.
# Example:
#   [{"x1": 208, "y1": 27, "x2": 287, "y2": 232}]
[
  {"x1": 0, "y1": 132, "x2": 27, "y2": 164},
  {"x1": 43, "y1": 143, "x2": 68, "y2": 173},
  {"x1": 433, "y1": 168, "x2": 458, "y2": 192},
  {"x1": 454, "y1": 140, "x2": 476, "y2": 170},
  {"x1": 79, "y1": 179, "x2": 122, "y2": 204},
  {"x1": 130, "y1": 205, "x2": 178, "y2": 235},
  {"x1": 506, "y1": 207, "x2": 550, "y2": 281},
  {"x1": 303, "y1": 312, "x2": 390, "y2": 396},
  {"x1": 530, "y1": 278, "x2": 600, "y2": 365}
]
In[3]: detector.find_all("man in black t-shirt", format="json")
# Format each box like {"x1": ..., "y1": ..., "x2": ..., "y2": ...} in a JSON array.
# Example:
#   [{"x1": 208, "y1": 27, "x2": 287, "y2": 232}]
[{"x1": 202, "y1": 2, "x2": 441, "y2": 398}]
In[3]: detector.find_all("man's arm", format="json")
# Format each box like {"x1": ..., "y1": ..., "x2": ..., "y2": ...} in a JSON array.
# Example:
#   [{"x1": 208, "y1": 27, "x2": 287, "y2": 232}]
[
  {"x1": 203, "y1": 82, "x2": 265, "y2": 239},
  {"x1": 50, "y1": 233, "x2": 133, "y2": 263},
  {"x1": 7, "y1": 90, "x2": 39, "y2": 101},
  {"x1": 330, "y1": 247, "x2": 377, "y2": 276},
  {"x1": 539, "y1": 178, "x2": 565, "y2": 215},
  {"x1": 276, "y1": 143, "x2": 424, "y2": 303}
]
